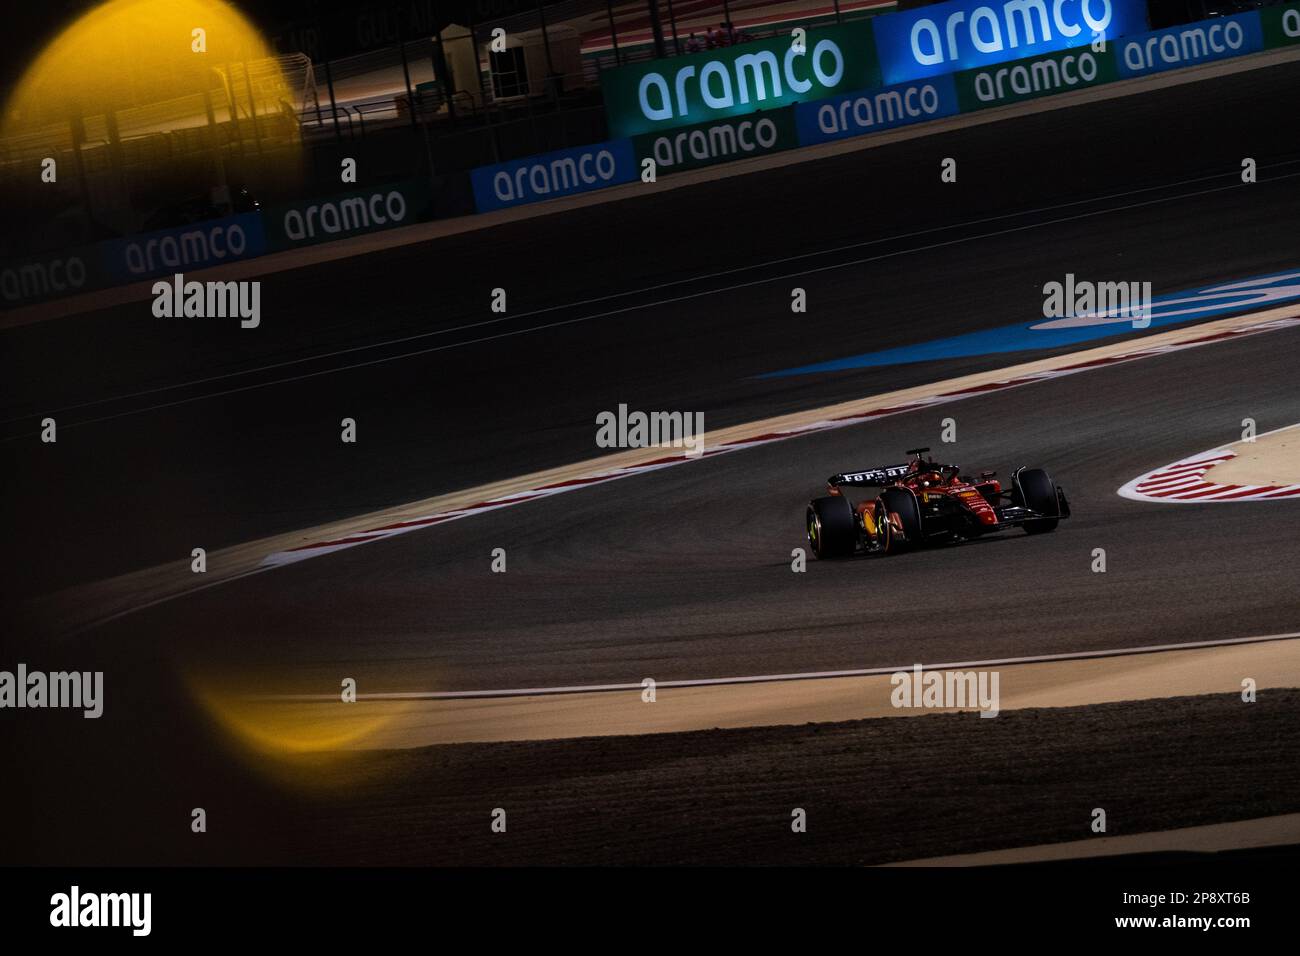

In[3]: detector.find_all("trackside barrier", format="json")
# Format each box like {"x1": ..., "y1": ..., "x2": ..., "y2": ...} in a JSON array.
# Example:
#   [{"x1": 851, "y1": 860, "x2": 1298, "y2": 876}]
[
  {"x1": 263, "y1": 179, "x2": 434, "y2": 252},
  {"x1": 952, "y1": 45, "x2": 1118, "y2": 112},
  {"x1": 2, "y1": 214, "x2": 267, "y2": 307},
  {"x1": 0, "y1": 245, "x2": 113, "y2": 308},
  {"x1": 1115, "y1": 12, "x2": 1264, "y2": 78},
  {"x1": 1263, "y1": 2, "x2": 1300, "y2": 48},
  {"x1": 466, "y1": 8, "x2": 1291, "y2": 212},
  {"x1": 870, "y1": 0, "x2": 1149, "y2": 85},
  {"x1": 631, "y1": 108, "x2": 799, "y2": 176},
  {"x1": 599, "y1": 21, "x2": 882, "y2": 140},
  {"x1": 7, "y1": 8, "x2": 1300, "y2": 310},
  {"x1": 103, "y1": 213, "x2": 267, "y2": 284},
  {"x1": 469, "y1": 141, "x2": 637, "y2": 213},
  {"x1": 1, "y1": 183, "x2": 442, "y2": 309},
  {"x1": 795, "y1": 76, "x2": 960, "y2": 145}
]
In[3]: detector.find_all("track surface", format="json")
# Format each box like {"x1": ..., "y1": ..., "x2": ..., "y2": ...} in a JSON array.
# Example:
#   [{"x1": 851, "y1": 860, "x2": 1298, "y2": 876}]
[
  {"x1": 3, "y1": 53, "x2": 1300, "y2": 862},
  {"x1": 5, "y1": 57, "x2": 1300, "y2": 598},
  {"x1": 69, "y1": 322, "x2": 1300, "y2": 693}
]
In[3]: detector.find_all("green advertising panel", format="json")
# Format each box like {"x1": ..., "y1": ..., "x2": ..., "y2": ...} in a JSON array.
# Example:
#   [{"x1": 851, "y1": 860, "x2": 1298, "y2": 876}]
[
  {"x1": 632, "y1": 106, "x2": 798, "y2": 175},
  {"x1": 602, "y1": 21, "x2": 879, "y2": 139},
  {"x1": 263, "y1": 179, "x2": 433, "y2": 252},
  {"x1": 1262, "y1": 2, "x2": 1300, "y2": 47},
  {"x1": 953, "y1": 44, "x2": 1117, "y2": 113}
]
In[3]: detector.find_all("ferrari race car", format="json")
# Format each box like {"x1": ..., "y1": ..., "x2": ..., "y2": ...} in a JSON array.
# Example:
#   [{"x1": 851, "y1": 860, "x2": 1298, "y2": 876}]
[{"x1": 805, "y1": 448, "x2": 1071, "y2": 559}]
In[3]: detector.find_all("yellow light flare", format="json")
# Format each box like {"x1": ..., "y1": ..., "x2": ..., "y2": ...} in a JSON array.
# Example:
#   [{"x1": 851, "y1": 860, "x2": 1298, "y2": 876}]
[
  {"x1": 190, "y1": 680, "x2": 414, "y2": 761},
  {"x1": 187, "y1": 676, "x2": 423, "y2": 789},
  {"x1": 3, "y1": 0, "x2": 298, "y2": 151}
]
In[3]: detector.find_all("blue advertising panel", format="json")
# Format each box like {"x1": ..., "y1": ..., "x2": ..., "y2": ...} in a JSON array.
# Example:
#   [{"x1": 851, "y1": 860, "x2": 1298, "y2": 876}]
[
  {"x1": 104, "y1": 213, "x2": 267, "y2": 282},
  {"x1": 872, "y1": 0, "x2": 1148, "y2": 84},
  {"x1": 796, "y1": 74, "x2": 960, "y2": 146},
  {"x1": 1115, "y1": 12, "x2": 1264, "y2": 78},
  {"x1": 471, "y1": 140, "x2": 637, "y2": 212}
]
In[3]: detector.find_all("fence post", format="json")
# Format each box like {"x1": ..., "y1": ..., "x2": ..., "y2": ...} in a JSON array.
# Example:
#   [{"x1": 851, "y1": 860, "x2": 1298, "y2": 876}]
[
  {"x1": 317, "y1": 14, "x2": 343, "y2": 142},
  {"x1": 69, "y1": 110, "x2": 95, "y2": 237},
  {"x1": 606, "y1": 0, "x2": 622, "y2": 65},
  {"x1": 398, "y1": 37, "x2": 417, "y2": 128},
  {"x1": 221, "y1": 63, "x2": 246, "y2": 155},
  {"x1": 647, "y1": 0, "x2": 667, "y2": 59},
  {"x1": 322, "y1": 61, "x2": 343, "y2": 141},
  {"x1": 466, "y1": 11, "x2": 501, "y2": 164},
  {"x1": 433, "y1": 27, "x2": 458, "y2": 123},
  {"x1": 241, "y1": 62, "x2": 264, "y2": 153},
  {"x1": 537, "y1": 0, "x2": 558, "y2": 101}
]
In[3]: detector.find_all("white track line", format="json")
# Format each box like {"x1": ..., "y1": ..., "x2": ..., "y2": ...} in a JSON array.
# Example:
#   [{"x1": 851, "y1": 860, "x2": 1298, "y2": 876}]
[{"x1": 262, "y1": 632, "x2": 1300, "y2": 701}]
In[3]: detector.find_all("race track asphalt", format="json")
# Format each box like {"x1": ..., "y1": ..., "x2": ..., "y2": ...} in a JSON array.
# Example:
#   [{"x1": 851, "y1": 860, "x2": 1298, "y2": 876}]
[
  {"x1": 3, "y1": 53, "x2": 1300, "y2": 864},
  {"x1": 4, "y1": 56, "x2": 1300, "y2": 598},
  {"x1": 68, "y1": 319, "x2": 1300, "y2": 692}
]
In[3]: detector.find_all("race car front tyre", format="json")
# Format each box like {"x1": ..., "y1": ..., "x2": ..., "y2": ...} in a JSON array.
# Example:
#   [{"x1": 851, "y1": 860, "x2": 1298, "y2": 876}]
[
  {"x1": 879, "y1": 487, "x2": 924, "y2": 550},
  {"x1": 807, "y1": 496, "x2": 856, "y2": 559},
  {"x1": 1014, "y1": 468, "x2": 1060, "y2": 534}
]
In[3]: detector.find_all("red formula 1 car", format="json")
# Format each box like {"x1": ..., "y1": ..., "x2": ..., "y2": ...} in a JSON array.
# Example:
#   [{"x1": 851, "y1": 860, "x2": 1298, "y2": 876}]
[{"x1": 805, "y1": 448, "x2": 1070, "y2": 559}]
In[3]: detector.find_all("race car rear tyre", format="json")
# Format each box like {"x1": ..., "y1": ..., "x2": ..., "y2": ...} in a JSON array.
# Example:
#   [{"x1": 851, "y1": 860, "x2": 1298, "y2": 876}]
[
  {"x1": 1014, "y1": 468, "x2": 1060, "y2": 534},
  {"x1": 879, "y1": 487, "x2": 923, "y2": 550},
  {"x1": 807, "y1": 496, "x2": 856, "y2": 559}
]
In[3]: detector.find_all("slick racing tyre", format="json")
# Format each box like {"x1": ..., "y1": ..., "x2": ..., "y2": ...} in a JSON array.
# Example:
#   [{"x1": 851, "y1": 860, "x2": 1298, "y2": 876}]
[
  {"x1": 879, "y1": 487, "x2": 923, "y2": 552},
  {"x1": 1014, "y1": 468, "x2": 1060, "y2": 534},
  {"x1": 807, "y1": 495, "x2": 856, "y2": 559}
]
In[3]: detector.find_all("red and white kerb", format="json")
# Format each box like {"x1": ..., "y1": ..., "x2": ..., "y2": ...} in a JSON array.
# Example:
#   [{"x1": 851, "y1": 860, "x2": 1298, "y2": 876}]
[{"x1": 1119, "y1": 448, "x2": 1300, "y2": 503}]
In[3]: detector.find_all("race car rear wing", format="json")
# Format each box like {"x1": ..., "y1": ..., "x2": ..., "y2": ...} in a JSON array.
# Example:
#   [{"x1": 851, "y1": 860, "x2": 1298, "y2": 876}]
[{"x1": 828, "y1": 464, "x2": 913, "y2": 487}]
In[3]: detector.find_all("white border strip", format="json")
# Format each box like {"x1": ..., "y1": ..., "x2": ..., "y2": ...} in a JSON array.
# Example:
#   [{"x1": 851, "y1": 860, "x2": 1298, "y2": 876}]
[{"x1": 261, "y1": 632, "x2": 1300, "y2": 701}]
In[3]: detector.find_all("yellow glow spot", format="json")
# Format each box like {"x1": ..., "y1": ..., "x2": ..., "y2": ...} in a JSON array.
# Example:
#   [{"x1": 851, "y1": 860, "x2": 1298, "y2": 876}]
[
  {"x1": 182, "y1": 667, "x2": 432, "y2": 790},
  {"x1": 3, "y1": 0, "x2": 303, "y2": 183},
  {"x1": 191, "y1": 682, "x2": 412, "y2": 759}
]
